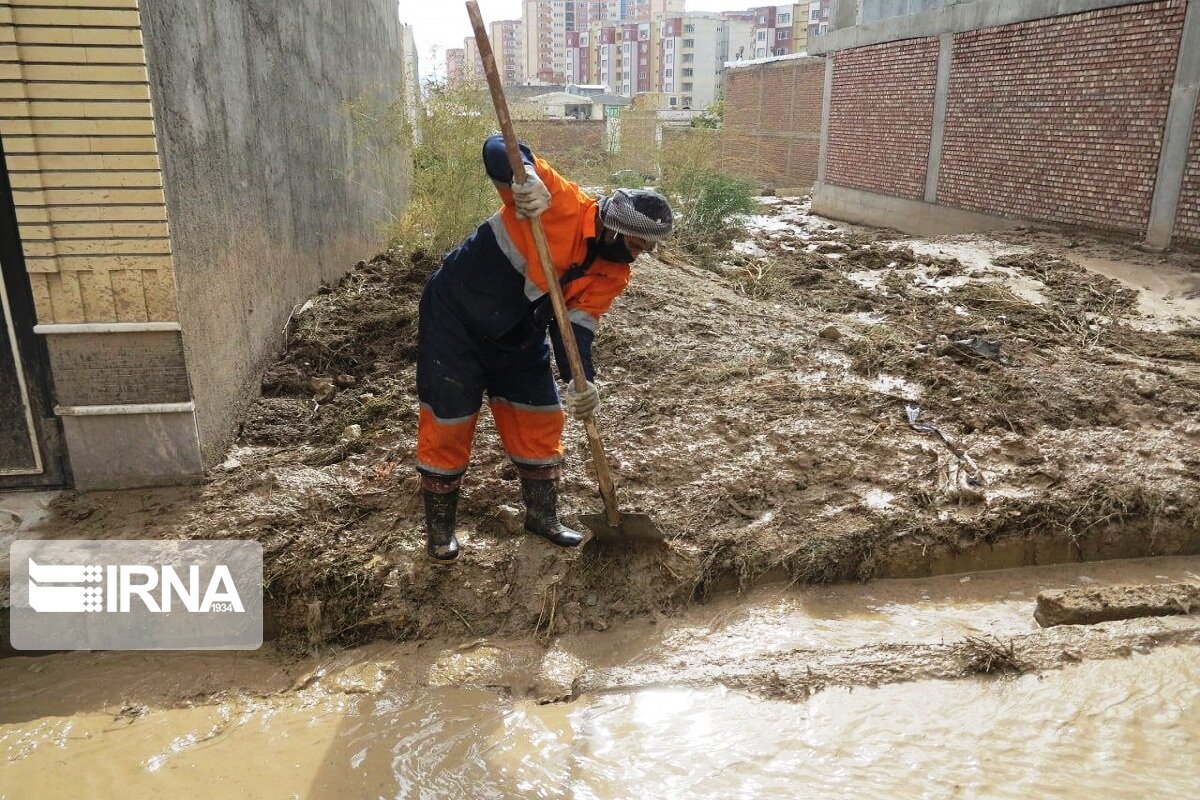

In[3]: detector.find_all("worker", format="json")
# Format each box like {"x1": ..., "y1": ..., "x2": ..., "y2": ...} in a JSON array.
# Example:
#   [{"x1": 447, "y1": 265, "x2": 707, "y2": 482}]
[{"x1": 415, "y1": 135, "x2": 673, "y2": 562}]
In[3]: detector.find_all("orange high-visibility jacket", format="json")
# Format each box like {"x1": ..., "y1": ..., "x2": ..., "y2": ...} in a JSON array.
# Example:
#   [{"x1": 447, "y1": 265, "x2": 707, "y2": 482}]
[{"x1": 433, "y1": 136, "x2": 631, "y2": 378}]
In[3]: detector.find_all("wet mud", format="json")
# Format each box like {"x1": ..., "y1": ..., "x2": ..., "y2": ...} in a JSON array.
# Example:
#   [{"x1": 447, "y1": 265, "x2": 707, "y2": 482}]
[
  {"x1": 10, "y1": 198, "x2": 1200, "y2": 652},
  {"x1": 1, "y1": 558, "x2": 1198, "y2": 798}
]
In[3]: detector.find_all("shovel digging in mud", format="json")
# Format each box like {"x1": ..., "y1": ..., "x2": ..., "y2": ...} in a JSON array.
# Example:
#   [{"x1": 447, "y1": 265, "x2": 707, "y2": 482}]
[{"x1": 467, "y1": 2, "x2": 667, "y2": 547}]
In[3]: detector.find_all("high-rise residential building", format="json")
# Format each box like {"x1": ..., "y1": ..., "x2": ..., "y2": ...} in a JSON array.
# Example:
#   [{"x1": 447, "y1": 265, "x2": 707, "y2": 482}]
[
  {"x1": 593, "y1": 22, "x2": 621, "y2": 93},
  {"x1": 491, "y1": 20, "x2": 525, "y2": 85},
  {"x1": 619, "y1": 21, "x2": 653, "y2": 96},
  {"x1": 446, "y1": 47, "x2": 466, "y2": 87},
  {"x1": 625, "y1": 0, "x2": 684, "y2": 22},
  {"x1": 523, "y1": 1, "x2": 633, "y2": 86},
  {"x1": 463, "y1": 37, "x2": 485, "y2": 83},
  {"x1": 749, "y1": 5, "x2": 804, "y2": 58},
  {"x1": 807, "y1": 0, "x2": 833, "y2": 38},
  {"x1": 658, "y1": 12, "x2": 751, "y2": 110},
  {"x1": 566, "y1": 29, "x2": 592, "y2": 85}
]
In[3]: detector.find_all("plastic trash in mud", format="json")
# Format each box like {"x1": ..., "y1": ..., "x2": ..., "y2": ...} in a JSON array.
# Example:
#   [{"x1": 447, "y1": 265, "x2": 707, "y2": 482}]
[
  {"x1": 936, "y1": 335, "x2": 1003, "y2": 363},
  {"x1": 905, "y1": 404, "x2": 985, "y2": 487}
]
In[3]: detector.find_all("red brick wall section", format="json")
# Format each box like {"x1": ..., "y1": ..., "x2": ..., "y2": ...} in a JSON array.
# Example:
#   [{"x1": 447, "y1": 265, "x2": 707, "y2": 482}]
[
  {"x1": 522, "y1": 120, "x2": 607, "y2": 172},
  {"x1": 939, "y1": 0, "x2": 1186, "y2": 234},
  {"x1": 825, "y1": 38, "x2": 940, "y2": 200},
  {"x1": 717, "y1": 56, "x2": 826, "y2": 189},
  {"x1": 1174, "y1": 84, "x2": 1200, "y2": 244}
]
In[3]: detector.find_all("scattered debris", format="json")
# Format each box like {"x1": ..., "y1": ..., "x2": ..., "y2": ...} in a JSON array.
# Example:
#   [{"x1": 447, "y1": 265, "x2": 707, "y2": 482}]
[{"x1": 962, "y1": 635, "x2": 1028, "y2": 675}]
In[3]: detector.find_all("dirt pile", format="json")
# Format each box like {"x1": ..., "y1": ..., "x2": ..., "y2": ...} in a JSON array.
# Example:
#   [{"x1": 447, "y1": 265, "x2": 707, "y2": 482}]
[{"x1": 35, "y1": 199, "x2": 1200, "y2": 652}]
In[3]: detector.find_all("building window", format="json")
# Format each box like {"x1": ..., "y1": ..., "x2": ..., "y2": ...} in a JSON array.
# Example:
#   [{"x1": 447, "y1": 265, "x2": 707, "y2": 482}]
[
  {"x1": 682, "y1": 68, "x2": 693, "y2": 77},
  {"x1": 682, "y1": 53, "x2": 693, "y2": 62},
  {"x1": 810, "y1": 8, "x2": 820, "y2": 21},
  {"x1": 670, "y1": 97, "x2": 677, "y2": 106},
  {"x1": 666, "y1": 53, "x2": 673, "y2": 63},
  {"x1": 779, "y1": 13, "x2": 790, "y2": 24},
  {"x1": 684, "y1": 24, "x2": 694, "y2": 33},
  {"x1": 778, "y1": 30, "x2": 789, "y2": 39},
  {"x1": 682, "y1": 82, "x2": 692, "y2": 91},
  {"x1": 666, "y1": 39, "x2": 673, "y2": 49},
  {"x1": 666, "y1": 68, "x2": 672, "y2": 77},
  {"x1": 682, "y1": 96, "x2": 692, "y2": 107},
  {"x1": 683, "y1": 38, "x2": 694, "y2": 48},
  {"x1": 756, "y1": 31, "x2": 766, "y2": 41},
  {"x1": 756, "y1": 47, "x2": 766, "y2": 57}
]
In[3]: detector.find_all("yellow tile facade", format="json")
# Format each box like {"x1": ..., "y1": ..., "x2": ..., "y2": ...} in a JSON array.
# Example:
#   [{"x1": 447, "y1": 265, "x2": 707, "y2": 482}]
[{"x1": 0, "y1": 0, "x2": 178, "y2": 324}]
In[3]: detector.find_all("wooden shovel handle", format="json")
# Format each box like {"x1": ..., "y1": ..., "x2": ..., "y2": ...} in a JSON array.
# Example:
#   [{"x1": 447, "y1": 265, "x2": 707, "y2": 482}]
[{"x1": 466, "y1": 2, "x2": 621, "y2": 529}]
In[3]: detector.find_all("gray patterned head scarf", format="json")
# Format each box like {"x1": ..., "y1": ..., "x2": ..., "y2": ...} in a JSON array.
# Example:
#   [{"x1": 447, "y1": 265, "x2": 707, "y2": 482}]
[{"x1": 598, "y1": 189, "x2": 674, "y2": 242}]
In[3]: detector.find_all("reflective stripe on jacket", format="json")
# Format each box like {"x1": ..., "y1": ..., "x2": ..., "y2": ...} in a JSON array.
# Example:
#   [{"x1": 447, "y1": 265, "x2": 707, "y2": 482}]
[{"x1": 431, "y1": 136, "x2": 631, "y2": 344}]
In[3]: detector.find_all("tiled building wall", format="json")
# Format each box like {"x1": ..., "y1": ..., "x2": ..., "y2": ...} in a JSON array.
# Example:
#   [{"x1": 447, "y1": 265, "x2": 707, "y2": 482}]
[
  {"x1": 0, "y1": 0, "x2": 179, "y2": 325},
  {"x1": 938, "y1": 0, "x2": 1186, "y2": 234}
]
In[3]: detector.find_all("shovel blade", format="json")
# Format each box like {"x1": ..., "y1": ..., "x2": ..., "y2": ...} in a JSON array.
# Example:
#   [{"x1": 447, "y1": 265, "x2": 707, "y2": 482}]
[{"x1": 579, "y1": 512, "x2": 667, "y2": 545}]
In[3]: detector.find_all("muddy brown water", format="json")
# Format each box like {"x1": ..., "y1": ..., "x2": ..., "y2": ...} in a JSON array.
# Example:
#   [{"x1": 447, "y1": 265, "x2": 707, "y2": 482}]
[{"x1": 2, "y1": 557, "x2": 1199, "y2": 798}]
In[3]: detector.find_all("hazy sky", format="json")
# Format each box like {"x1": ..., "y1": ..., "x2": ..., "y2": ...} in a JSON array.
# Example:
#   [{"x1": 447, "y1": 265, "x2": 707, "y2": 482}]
[{"x1": 400, "y1": 1, "x2": 772, "y2": 81}]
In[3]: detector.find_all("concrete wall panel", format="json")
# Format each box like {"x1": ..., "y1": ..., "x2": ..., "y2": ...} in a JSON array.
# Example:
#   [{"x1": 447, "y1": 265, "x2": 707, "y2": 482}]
[
  {"x1": 1174, "y1": 100, "x2": 1200, "y2": 244},
  {"x1": 139, "y1": 0, "x2": 410, "y2": 465}
]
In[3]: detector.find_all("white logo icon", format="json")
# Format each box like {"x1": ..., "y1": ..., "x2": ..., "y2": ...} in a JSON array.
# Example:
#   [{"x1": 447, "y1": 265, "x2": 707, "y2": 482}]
[{"x1": 27, "y1": 559, "x2": 103, "y2": 613}]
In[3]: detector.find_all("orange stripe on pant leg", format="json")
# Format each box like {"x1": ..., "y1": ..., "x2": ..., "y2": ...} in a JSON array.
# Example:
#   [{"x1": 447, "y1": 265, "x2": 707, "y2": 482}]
[
  {"x1": 490, "y1": 400, "x2": 565, "y2": 465},
  {"x1": 417, "y1": 405, "x2": 478, "y2": 475}
]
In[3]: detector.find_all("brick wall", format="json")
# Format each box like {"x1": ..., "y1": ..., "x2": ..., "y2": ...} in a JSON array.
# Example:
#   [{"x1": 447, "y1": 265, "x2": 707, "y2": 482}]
[
  {"x1": 0, "y1": 0, "x2": 179, "y2": 324},
  {"x1": 719, "y1": 56, "x2": 825, "y2": 189},
  {"x1": 938, "y1": 0, "x2": 1186, "y2": 234},
  {"x1": 825, "y1": 38, "x2": 940, "y2": 200},
  {"x1": 523, "y1": 119, "x2": 606, "y2": 166},
  {"x1": 1174, "y1": 89, "x2": 1200, "y2": 245}
]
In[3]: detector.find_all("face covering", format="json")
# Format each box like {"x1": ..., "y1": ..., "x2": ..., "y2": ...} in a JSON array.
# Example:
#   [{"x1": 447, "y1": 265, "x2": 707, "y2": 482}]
[{"x1": 595, "y1": 232, "x2": 636, "y2": 263}]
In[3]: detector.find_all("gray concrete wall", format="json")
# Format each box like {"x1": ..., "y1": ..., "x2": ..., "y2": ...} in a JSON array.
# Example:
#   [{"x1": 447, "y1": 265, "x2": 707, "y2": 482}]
[
  {"x1": 813, "y1": 0, "x2": 1162, "y2": 54},
  {"x1": 140, "y1": 0, "x2": 411, "y2": 465}
]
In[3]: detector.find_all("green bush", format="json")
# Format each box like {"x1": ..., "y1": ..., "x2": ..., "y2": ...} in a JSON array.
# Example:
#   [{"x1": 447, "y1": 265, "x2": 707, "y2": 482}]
[
  {"x1": 389, "y1": 85, "x2": 499, "y2": 258},
  {"x1": 659, "y1": 131, "x2": 756, "y2": 262}
]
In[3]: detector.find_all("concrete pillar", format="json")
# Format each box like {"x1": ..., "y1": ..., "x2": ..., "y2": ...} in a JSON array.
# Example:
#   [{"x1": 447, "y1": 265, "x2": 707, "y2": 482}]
[
  {"x1": 924, "y1": 32, "x2": 953, "y2": 203},
  {"x1": 1145, "y1": 0, "x2": 1200, "y2": 250},
  {"x1": 818, "y1": 56, "x2": 834, "y2": 185}
]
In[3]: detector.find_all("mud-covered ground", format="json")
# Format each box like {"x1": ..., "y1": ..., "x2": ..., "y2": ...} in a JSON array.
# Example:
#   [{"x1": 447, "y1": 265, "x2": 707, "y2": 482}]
[{"x1": 22, "y1": 198, "x2": 1200, "y2": 652}]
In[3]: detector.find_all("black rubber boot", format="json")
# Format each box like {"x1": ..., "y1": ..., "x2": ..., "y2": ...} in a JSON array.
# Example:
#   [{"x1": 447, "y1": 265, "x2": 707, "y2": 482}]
[
  {"x1": 520, "y1": 478, "x2": 584, "y2": 548},
  {"x1": 423, "y1": 488, "x2": 460, "y2": 562}
]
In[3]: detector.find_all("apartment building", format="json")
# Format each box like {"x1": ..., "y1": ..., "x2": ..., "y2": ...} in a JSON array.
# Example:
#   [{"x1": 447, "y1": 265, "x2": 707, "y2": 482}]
[
  {"x1": 625, "y1": 0, "x2": 685, "y2": 22},
  {"x1": 446, "y1": 47, "x2": 466, "y2": 87},
  {"x1": 750, "y1": 4, "x2": 805, "y2": 58},
  {"x1": 807, "y1": 0, "x2": 833, "y2": 38},
  {"x1": 593, "y1": 22, "x2": 621, "y2": 94},
  {"x1": 491, "y1": 20, "x2": 525, "y2": 85},
  {"x1": 463, "y1": 37, "x2": 487, "y2": 83},
  {"x1": 522, "y1": 0, "x2": 663, "y2": 87},
  {"x1": 658, "y1": 13, "x2": 752, "y2": 110},
  {"x1": 522, "y1": 0, "x2": 561, "y2": 83},
  {"x1": 566, "y1": 29, "x2": 592, "y2": 85},
  {"x1": 619, "y1": 21, "x2": 654, "y2": 96}
]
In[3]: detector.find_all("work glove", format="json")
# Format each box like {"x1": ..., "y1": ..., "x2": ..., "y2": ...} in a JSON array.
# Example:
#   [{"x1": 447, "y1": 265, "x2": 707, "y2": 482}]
[
  {"x1": 564, "y1": 380, "x2": 600, "y2": 420},
  {"x1": 511, "y1": 168, "x2": 551, "y2": 219}
]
